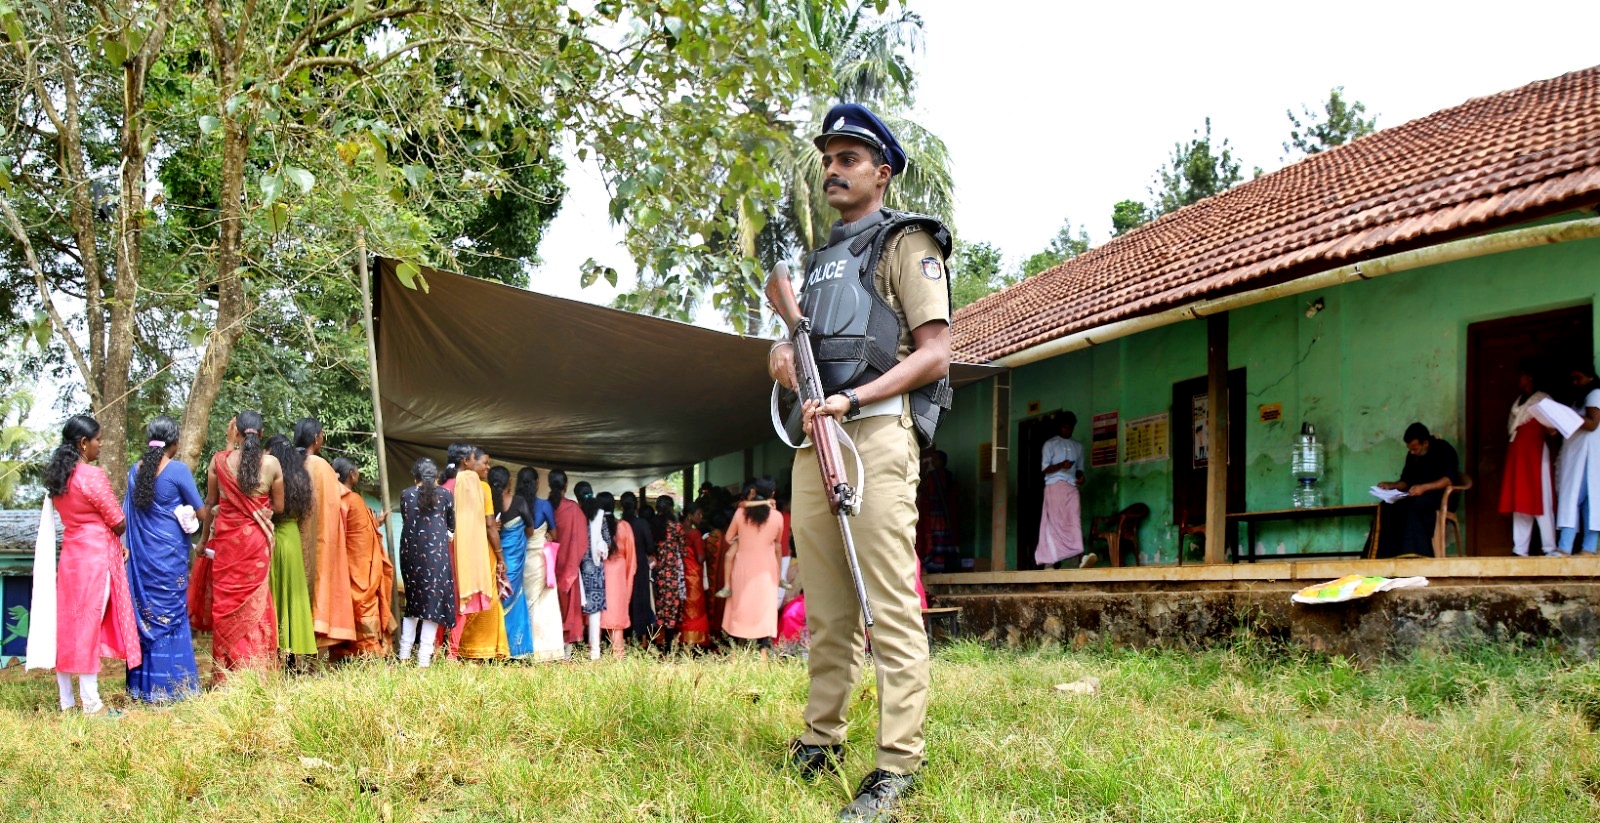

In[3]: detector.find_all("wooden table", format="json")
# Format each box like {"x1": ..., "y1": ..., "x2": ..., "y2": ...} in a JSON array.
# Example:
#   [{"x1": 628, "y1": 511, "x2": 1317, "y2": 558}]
[{"x1": 1227, "y1": 504, "x2": 1376, "y2": 562}]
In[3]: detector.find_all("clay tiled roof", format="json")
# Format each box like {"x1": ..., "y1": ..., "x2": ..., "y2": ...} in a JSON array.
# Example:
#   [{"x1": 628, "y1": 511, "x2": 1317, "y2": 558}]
[{"x1": 952, "y1": 66, "x2": 1600, "y2": 362}]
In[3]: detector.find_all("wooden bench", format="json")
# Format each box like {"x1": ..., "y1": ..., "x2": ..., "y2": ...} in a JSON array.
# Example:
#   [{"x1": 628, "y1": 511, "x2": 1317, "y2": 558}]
[
  {"x1": 1229, "y1": 504, "x2": 1376, "y2": 561},
  {"x1": 921, "y1": 606, "x2": 963, "y2": 646}
]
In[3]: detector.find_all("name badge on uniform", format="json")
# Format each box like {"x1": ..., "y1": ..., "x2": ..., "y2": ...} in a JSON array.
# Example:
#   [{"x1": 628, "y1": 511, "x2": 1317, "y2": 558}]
[{"x1": 921, "y1": 257, "x2": 945, "y2": 280}]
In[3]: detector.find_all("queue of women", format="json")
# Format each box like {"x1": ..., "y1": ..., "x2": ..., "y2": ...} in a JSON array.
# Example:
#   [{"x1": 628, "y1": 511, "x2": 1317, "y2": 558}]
[{"x1": 25, "y1": 411, "x2": 803, "y2": 715}]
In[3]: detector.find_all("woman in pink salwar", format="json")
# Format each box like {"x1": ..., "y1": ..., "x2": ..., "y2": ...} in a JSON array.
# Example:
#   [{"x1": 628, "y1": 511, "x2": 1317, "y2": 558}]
[{"x1": 40, "y1": 415, "x2": 141, "y2": 716}]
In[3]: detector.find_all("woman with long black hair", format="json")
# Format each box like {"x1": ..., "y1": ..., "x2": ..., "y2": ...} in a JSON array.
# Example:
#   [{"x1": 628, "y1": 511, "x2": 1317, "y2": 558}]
[
  {"x1": 191, "y1": 410, "x2": 283, "y2": 678},
  {"x1": 549, "y1": 469, "x2": 588, "y2": 652},
  {"x1": 295, "y1": 416, "x2": 351, "y2": 650},
  {"x1": 266, "y1": 434, "x2": 318, "y2": 658},
  {"x1": 489, "y1": 465, "x2": 538, "y2": 659},
  {"x1": 399, "y1": 457, "x2": 455, "y2": 666},
  {"x1": 516, "y1": 467, "x2": 564, "y2": 661},
  {"x1": 331, "y1": 456, "x2": 394, "y2": 659},
  {"x1": 575, "y1": 482, "x2": 609, "y2": 660},
  {"x1": 722, "y1": 476, "x2": 783, "y2": 657},
  {"x1": 456, "y1": 447, "x2": 507, "y2": 660},
  {"x1": 619, "y1": 493, "x2": 656, "y2": 645},
  {"x1": 123, "y1": 416, "x2": 203, "y2": 703},
  {"x1": 649, "y1": 495, "x2": 687, "y2": 650},
  {"x1": 28, "y1": 415, "x2": 140, "y2": 715}
]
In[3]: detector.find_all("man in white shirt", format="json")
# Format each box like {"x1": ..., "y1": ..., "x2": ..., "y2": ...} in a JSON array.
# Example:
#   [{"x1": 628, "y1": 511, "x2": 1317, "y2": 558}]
[{"x1": 1035, "y1": 412, "x2": 1095, "y2": 569}]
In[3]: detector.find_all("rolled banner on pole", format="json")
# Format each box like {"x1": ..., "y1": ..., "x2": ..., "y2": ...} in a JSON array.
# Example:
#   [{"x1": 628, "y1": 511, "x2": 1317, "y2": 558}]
[{"x1": 24, "y1": 496, "x2": 57, "y2": 671}]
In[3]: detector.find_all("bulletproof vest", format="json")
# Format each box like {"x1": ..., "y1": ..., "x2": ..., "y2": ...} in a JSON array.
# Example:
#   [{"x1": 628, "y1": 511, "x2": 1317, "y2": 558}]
[{"x1": 799, "y1": 208, "x2": 956, "y2": 447}]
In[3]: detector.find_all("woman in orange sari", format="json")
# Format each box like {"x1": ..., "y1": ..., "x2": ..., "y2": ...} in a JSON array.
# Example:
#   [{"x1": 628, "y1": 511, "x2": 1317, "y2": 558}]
[
  {"x1": 191, "y1": 411, "x2": 283, "y2": 679},
  {"x1": 331, "y1": 457, "x2": 394, "y2": 659},
  {"x1": 296, "y1": 417, "x2": 355, "y2": 652},
  {"x1": 456, "y1": 447, "x2": 508, "y2": 660}
]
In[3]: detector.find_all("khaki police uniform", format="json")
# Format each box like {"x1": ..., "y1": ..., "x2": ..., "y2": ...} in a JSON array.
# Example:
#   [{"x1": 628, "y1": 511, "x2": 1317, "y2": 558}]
[{"x1": 793, "y1": 224, "x2": 948, "y2": 776}]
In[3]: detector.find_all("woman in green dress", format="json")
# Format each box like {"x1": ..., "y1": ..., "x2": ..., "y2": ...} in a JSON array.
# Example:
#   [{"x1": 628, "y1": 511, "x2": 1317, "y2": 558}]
[{"x1": 266, "y1": 434, "x2": 319, "y2": 658}]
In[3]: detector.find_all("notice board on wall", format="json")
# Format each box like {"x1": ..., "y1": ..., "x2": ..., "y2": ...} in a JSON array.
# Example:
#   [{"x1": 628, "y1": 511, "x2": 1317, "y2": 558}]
[
  {"x1": 1125, "y1": 413, "x2": 1170, "y2": 464},
  {"x1": 1090, "y1": 411, "x2": 1119, "y2": 468}
]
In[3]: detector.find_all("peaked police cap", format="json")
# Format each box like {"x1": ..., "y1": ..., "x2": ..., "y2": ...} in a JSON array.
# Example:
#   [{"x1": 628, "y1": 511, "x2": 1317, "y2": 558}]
[{"x1": 813, "y1": 103, "x2": 907, "y2": 176}]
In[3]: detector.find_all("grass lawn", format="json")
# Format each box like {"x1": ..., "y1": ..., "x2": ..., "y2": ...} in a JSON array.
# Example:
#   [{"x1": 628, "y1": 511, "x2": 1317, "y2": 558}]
[{"x1": 0, "y1": 641, "x2": 1597, "y2": 821}]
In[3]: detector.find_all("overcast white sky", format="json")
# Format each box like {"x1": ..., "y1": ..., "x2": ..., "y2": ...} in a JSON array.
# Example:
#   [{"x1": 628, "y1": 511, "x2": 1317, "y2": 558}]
[{"x1": 524, "y1": 0, "x2": 1600, "y2": 322}]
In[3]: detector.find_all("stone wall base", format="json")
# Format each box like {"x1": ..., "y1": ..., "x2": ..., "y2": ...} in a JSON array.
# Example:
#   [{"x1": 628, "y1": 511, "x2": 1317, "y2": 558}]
[{"x1": 930, "y1": 580, "x2": 1600, "y2": 661}]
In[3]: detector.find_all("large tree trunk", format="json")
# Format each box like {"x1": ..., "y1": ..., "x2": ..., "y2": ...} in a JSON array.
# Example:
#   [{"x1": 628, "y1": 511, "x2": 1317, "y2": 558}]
[
  {"x1": 99, "y1": 6, "x2": 173, "y2": 493},
  {"x1": 178, "y1": 0, "x2": 248, "y2": 469},
  {"x1": 176, "y1": 120, "x2": 247, "y2": 466}
]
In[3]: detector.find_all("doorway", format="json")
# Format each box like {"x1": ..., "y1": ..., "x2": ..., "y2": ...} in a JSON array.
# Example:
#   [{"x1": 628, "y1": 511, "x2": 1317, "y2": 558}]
[
  {"x1": 1466, "y1": 305, "x2": 1593, "y2": 555},
  {"x1": 1015, "y1": 412, "x2": 1070, "y2": 571},
  {"x1": 1171, "y1": 370, "x2": 1247, "y2": 555}
]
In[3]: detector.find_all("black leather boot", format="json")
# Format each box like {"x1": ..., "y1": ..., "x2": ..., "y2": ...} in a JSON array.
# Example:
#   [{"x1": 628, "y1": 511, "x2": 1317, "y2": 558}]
[
  {"x1": 786, "y1": 738, "x2": 844, "y2": 779},
  {"x1": 838, "y1": 768, "x2": 917, "y2": 822}
]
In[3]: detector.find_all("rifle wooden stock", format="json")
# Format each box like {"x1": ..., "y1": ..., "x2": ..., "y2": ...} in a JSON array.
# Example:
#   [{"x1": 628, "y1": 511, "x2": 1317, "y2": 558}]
[{"x1": 765, "y1": 263, "x2": 874, "y2": 627}]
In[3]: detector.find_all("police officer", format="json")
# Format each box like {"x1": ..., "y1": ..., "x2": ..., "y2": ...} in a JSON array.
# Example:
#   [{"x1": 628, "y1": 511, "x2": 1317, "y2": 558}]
[{"x1": 770, "y1": 103, "x2": 953, "y2": 822}]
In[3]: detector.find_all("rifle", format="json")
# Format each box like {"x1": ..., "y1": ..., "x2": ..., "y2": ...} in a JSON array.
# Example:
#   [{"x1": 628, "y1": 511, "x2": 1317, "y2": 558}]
[{"x1": 765, "y1": 263, "x2": 875, "y2": 628}]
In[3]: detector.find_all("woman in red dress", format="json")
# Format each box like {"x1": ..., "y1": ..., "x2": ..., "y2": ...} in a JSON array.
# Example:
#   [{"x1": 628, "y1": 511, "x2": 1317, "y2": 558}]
[
  {"x1": 1500, "y1": 363, "x2": 1557, "y2": 556},
  {"x1": 191, "y1": 411, "x2": 283, "y2": 679},
  {"x1": 676, "y1": 504, "x2": 711, "y2": 649},
  {"x1": 34, "y1": 415, "x2": 140, "y2": 715}
]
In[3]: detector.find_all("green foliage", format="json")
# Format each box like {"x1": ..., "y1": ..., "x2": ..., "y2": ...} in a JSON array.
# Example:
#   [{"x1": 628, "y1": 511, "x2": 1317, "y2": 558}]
[
  {"x1": 5, "y1": 0, "x2": 864, "y2": 474},
  {"x1": 949, "y1": 239, "x2": 1005, "y2": 310},
  {"x1": 1017, "y1": 219, "x2": 1091, "y2": 280},
  {"x1": 1285, "y1": 86, "x2": 1378, "y2": 160},
  {"x1": 1151, "y1": 117, "x2": 1243, "y2": 216},
  {"x1": 1111, "y1": 198, "x2": 1153, "y2": 236},
  {"x1": 0, "y1": 386, "x2": 48, "y2": 506}
]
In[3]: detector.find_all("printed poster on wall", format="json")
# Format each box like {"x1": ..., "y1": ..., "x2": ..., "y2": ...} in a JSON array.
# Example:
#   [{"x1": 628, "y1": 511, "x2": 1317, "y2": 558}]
[
  {"x1": 1124, "y1": 413, "x2": 1170, "y2": 464},
  {"x1": 1090, "y1": 411, "x2": 1119, "y2": 468},
  {"x1": 1191, "y1": 393, "x2": 1209, "y2": 469}
]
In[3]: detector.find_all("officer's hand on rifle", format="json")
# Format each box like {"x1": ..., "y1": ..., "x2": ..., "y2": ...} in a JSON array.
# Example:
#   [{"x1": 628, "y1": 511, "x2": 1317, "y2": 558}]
[
  {"x1": 801, "y1": 396, "x2": 851, "y2": 437},
  {"x1": 768, "y1": 340, "x2": 798, "y2": 391}
]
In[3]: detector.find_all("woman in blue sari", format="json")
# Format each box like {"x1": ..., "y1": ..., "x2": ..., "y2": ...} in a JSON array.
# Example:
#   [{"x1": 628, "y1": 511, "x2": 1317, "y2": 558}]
[
  {"x1": 123, "y1": 417, "x2": 203, "y2": 702},
  {"x1": 489, "y1": 466, "x2": 540, "y2": 659}
]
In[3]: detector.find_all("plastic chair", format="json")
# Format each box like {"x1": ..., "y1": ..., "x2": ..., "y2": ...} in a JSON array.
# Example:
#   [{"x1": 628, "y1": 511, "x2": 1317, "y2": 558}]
[{"x1": 1091, "y1": 503, "x2": 1150, "y2": 567}]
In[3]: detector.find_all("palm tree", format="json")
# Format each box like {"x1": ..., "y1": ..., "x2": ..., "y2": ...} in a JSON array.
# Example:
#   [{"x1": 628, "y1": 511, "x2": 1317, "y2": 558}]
[{"x1": 768, "y1": 1, "x2": 954, "y2": 256}]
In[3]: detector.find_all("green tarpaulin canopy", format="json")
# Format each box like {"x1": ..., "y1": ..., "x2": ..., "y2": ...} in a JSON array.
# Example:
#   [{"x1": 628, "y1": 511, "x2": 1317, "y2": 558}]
[{"x1": 375, "y1": 258, "x2": 1002, "y2": 495}]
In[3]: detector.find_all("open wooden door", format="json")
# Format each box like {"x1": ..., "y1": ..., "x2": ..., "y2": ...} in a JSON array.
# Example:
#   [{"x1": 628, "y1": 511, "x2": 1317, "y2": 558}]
[
  {"x1": 1172, "y1": 370, "x2": 1246, "y2": 553},
  {"x1": 1466, "y1": 306, "x2": 1593, "y2": 555}
]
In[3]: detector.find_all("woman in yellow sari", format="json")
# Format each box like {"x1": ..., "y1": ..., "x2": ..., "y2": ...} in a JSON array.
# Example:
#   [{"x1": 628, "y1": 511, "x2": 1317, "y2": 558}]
[{"x1": 455, "y1": 447, "x2": 507, "y2": 659}]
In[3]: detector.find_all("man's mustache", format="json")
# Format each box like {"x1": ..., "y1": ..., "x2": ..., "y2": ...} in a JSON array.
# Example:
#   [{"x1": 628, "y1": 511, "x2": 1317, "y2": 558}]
[{"x1": 824, "y1": 178, "x2": 850, "y2": 191}]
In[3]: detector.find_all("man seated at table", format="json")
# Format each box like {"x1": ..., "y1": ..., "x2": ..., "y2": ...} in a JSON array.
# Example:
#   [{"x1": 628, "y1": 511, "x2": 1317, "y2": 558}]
[{"x1": 1374, "y1": 422, "x2": 1461, "y2": 558}]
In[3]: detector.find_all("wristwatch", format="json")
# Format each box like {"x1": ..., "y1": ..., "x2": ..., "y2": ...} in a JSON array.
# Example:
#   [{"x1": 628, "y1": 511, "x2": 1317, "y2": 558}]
[{"x1": 842, "y1": 388, "x2": 861, "y2": 419}]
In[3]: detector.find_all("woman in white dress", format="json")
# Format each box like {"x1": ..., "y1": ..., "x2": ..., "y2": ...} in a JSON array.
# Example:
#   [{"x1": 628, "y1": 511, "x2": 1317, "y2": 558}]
[
  {"x1": 517, "y1": 468, "x2": 567, "y2": 660},
  {"x1": 1555, "y1": 362, "x2": 1600, "y2": 556}
]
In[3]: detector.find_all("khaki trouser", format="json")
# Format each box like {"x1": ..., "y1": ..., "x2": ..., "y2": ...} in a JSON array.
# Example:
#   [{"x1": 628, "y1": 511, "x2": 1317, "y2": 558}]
[{"x1": 793, "y1": 411, "x2": 929, "y2": 775}]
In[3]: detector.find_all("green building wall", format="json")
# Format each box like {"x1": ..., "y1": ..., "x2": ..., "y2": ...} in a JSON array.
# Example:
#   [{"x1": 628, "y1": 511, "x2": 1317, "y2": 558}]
[
  {"x1": 934, "y1": 228, "x2": 1600, "y2": 568},
  {"x1": 694, "y1": 226, "x2": 1600, "y2": 569}
]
